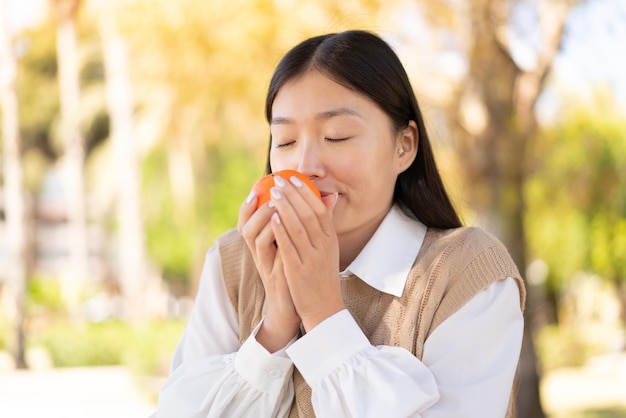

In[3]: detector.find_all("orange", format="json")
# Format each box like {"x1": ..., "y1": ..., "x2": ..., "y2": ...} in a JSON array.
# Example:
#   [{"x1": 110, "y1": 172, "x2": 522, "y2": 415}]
[{"x1": 251, "y1": 169, "x2": 321, "y2": 210}]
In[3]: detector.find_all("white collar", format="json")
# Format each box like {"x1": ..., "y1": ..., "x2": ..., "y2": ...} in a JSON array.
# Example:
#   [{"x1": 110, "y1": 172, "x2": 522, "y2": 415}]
[{"x1": 339, "y1": 205, "x2": 427, "y2": 297}]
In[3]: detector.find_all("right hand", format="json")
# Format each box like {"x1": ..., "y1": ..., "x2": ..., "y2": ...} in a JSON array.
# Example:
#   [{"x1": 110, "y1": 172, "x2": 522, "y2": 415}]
[{"x1": 237, "y1": 192, "x2": 301, "y2": 352}]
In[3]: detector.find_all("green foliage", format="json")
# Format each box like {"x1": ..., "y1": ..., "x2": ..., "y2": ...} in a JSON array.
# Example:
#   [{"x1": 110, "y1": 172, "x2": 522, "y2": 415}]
[
  {"x1": 142, "y1": 141, "x2": 263, "y2": 288},
  {"x1": 26, "y1": 276, "x2": 66, "y2": 314},
  {"x1": 536, "y1": 324, "x2": 603, "y2": 370},
  {"x1": 526, "y1": 98, "x2": 626, "y2": 292},
  {"x1": 33, "y1": 321, "x2": 125, "y2": 367},
  {"x1": 14, "y1": 13, "x2": 108, "y2": 163},
  {"x1": 536, "y1": 308, "x2": 623, "y2": 372},
  {"x1": 142, "y1": 148, "x2": 197, "y2": 286},
  {"x1": 29, "y1": 319, "x2": 185, "y2": 375},
  {"x1": 15, "y1": 21, "x2": 61, "y2": 160},
  {"x1": 207, "y1": 142, "x2": 266, "y2": 237},
  {"x1": 0, "y1": 315, "x2": 8, "y2": 351},
  {"x1": 590, "y1": 216, "x2": 626, "y2": 281},
  {"x1": 121, "y1": 320, "x2": 186, "y2": 376}
]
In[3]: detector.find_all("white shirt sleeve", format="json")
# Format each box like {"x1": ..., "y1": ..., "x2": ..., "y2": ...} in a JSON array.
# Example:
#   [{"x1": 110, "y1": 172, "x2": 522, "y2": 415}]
[
  {"x1": 154, "y1": 247, "x2": 295, "y2": 418},
  {"x1": 420, "y1": 277, "x2": 523, "y2": 417},
  {"x1": 154, "y1": 247, "x2": 523, "y2": 418},
  {"x1": 286, "y1": 277, "x2": 523, "y2": 418}
]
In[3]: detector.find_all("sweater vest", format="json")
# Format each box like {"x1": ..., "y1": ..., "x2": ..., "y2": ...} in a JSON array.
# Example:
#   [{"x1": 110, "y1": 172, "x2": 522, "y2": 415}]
[{"x1": 217, "y1": 226, "x2": 526, "y2": 418}]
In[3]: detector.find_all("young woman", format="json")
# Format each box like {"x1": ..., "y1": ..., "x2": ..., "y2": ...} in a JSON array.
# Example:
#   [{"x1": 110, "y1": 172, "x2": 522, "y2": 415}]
[{"x1": 153, "y1": 30, "x2": 525, "y2": 418}]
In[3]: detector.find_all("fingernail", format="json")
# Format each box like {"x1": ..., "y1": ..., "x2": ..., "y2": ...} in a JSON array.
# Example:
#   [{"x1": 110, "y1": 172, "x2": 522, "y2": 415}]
[
  {"x1": 290, "y1": 176, "x2": 303, "y2": 187},
  {"x1": 268, "y1": 201, "x2": 275, "y2": 208},
  {"x1": 270, "y1": 187, "x2": 282, "y2": 199},
  {"x1": 274, "y1": 176, "x2": 287, "y2": 187},
  {"x1": 332, "y1": 192, "x2": 339, "y2": 208},
  {"x1": 245, "y1": 191, "x2": 256, "y2": 204},
  {"x1": 272, "y1": 212, "x2": 281, "y2": 224}
]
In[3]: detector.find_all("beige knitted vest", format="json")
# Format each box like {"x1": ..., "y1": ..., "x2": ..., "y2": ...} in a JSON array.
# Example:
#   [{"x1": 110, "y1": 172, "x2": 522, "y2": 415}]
[{"x1": 217, "y1": 226, "x2": 526, "y2": 418}]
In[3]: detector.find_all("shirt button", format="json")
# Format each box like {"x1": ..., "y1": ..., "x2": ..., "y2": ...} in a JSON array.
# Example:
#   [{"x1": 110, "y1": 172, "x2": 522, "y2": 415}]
[{"x1": 268, "y1": 369, "x2": 282, "y2": 379}]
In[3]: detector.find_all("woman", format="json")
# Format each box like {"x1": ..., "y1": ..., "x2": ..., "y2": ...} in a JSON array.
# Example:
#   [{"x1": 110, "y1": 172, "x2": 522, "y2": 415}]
[{"x1": 154, "y1": 30, "x2": 525, "y2": 418}]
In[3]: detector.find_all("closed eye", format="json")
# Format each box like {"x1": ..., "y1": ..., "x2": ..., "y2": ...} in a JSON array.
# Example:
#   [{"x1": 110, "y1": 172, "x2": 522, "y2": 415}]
[
  {"x1": 326, "y1": 137, "x2": 350, "y2": 143},
  {"x1": 274, "y1": 140, "x2": 295, "y2": 149}
]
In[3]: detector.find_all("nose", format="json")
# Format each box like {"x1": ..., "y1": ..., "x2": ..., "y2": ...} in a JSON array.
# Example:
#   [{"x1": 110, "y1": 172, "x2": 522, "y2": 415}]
[{"x1": 296, "y1": 139, "x2": 325, "y2": 179}]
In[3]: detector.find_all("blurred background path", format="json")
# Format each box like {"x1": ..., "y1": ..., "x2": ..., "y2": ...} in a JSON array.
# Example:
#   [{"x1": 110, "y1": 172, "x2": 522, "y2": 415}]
[
  {"x1": 542, "y1": 352, "x2": 626, "y2": 418},
  {"x1": 0, "y1": 366, "x2": 156, "y2": 418}
]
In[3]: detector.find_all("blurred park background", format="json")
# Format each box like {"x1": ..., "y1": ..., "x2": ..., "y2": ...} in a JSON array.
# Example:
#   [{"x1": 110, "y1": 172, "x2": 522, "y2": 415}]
[{"x1": 1, "y1": 0, "x2": 625, "y2": 417}]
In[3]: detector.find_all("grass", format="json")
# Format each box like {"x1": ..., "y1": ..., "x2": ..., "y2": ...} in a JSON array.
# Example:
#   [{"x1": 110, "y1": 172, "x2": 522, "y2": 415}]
[{"x1": 27, "y1": 319, "x2": 185, "y2": 376}]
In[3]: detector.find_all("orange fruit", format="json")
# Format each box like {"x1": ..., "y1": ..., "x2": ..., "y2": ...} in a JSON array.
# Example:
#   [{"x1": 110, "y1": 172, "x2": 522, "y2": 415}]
[{"x1": 251, "y1": 169, "x2": 321, "y2": 210}]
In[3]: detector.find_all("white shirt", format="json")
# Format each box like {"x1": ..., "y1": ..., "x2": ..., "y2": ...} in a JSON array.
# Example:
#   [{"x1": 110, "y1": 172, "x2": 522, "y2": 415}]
[{"x1": 153, "y1": 206, "x2": 523, "y2": 418}]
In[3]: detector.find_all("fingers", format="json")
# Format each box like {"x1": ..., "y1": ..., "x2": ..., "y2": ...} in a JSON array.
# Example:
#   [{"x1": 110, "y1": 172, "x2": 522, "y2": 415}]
[
  {"x1": 271, "y1": 175, "x2": 335, "y2": 248},
  {"x1": 271, "y1": 210, "x2": 301, "y2": 263},
  {"x1": 286, "y1": 174, "x2": 337, "y2": 238},
  {"x1": 270, "y1": 185, "x2": 314, "y2": 253},
  {"x1": 238, "y1": 189, "x2": 275, "y2": 240},
  {"x1": 237, "y1": 191, "x2": 258, "y2": 234},
  {"x1": 238, "y1": 190, "x2": 278, "y2": 265}
]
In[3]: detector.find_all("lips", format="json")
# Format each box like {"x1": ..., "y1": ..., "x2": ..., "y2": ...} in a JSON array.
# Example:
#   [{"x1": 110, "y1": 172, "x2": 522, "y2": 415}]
[
  {"x1": 320, "y1": 192, "x2": 340, "y2": 208},
  {"x1": 318, "y1": 189, "x2": 336, "y2": 198}
]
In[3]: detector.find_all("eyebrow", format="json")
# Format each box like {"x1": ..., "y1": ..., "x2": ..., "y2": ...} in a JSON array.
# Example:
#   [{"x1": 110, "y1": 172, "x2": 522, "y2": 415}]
[{"x1": 270, "y1": 107, "x2": 363, "y2": 125}]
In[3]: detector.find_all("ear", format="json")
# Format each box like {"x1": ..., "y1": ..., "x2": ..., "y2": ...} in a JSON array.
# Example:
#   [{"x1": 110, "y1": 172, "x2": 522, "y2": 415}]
[{"x1": 395, "y1": 120, "x2": 418, "y2": 174}]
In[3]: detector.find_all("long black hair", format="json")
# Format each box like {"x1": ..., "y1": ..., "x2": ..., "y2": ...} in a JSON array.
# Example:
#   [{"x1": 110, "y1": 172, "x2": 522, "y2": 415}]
[{"x1": 264, "y1": 30, "x2": 462, "y2": 229}]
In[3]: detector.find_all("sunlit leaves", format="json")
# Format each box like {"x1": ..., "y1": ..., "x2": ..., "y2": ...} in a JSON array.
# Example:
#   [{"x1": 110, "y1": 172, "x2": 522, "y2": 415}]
[{"x1": 526, "y1": 96, "x2": 626, "y2": 290}]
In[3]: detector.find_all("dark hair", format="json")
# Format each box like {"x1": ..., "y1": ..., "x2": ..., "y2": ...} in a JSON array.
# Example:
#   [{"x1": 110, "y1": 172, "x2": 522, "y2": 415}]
[{"x1": 264, "y1": 30, "x2": 462, "y2": 229}]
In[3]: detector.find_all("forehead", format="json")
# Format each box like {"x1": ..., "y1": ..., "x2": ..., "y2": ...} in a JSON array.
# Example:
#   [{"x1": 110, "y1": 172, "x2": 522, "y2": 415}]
[{"x1": 271, "y1": 70, "x2": 374, "y2": 118}]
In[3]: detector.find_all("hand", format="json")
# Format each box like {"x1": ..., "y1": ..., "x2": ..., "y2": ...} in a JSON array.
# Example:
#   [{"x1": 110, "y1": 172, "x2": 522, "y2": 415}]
[
  {"x1": 238, "y1": 192, "x2": 300, "y2": 352},
  {"x1": 268, "y1": 175, "x2": 345, "y2": 332}
]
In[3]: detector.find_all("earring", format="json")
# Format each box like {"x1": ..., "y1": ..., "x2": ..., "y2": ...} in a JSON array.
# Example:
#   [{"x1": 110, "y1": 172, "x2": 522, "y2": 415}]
[{"x1": 398, "y1": 148, "x2": 405, "y2": 155}]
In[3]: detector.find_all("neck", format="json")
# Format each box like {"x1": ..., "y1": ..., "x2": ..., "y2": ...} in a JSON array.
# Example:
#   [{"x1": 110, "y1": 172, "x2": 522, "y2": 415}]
[{"x1": 337, "y1": 206, "x2": 391, "y2": 271}]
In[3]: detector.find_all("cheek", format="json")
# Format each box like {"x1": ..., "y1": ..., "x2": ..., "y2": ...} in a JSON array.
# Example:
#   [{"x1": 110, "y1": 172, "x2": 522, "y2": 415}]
[
  {"x1": 350, "y1": 151, "x2": 397, "y2": 197},
  {"x1": 269, "y1": 151, "x2": 292, "y2": 173},
  {"x1": 340, "y1": 155, "x2": 392, "y2": 195}
]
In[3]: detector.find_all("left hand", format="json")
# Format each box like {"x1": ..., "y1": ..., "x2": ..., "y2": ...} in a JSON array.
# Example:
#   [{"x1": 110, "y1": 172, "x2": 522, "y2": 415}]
[{"x1": 269, "y1": 174, "x2": 345, "y2": 331}]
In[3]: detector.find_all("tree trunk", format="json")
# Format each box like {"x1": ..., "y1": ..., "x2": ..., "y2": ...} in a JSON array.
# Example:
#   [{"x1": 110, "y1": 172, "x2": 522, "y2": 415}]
[
  {"x1": 449, "y1": 1, "x2": 571, "y2": 417},
  {"x1": 617, "y1": 281, "x2": 626, "y2": 329},
  {"x1": 517, "y1": 285, "x2": 547, "y2": 418},
  {"x1": 0, "y1": 0, "x2": 30, "y2": 369},
  {"x1": 53, "y1": 0, "x2": 88, "y2": 313},
  {"x1": 98, "y1": 2, "x2": 151, "y2": 319}
]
